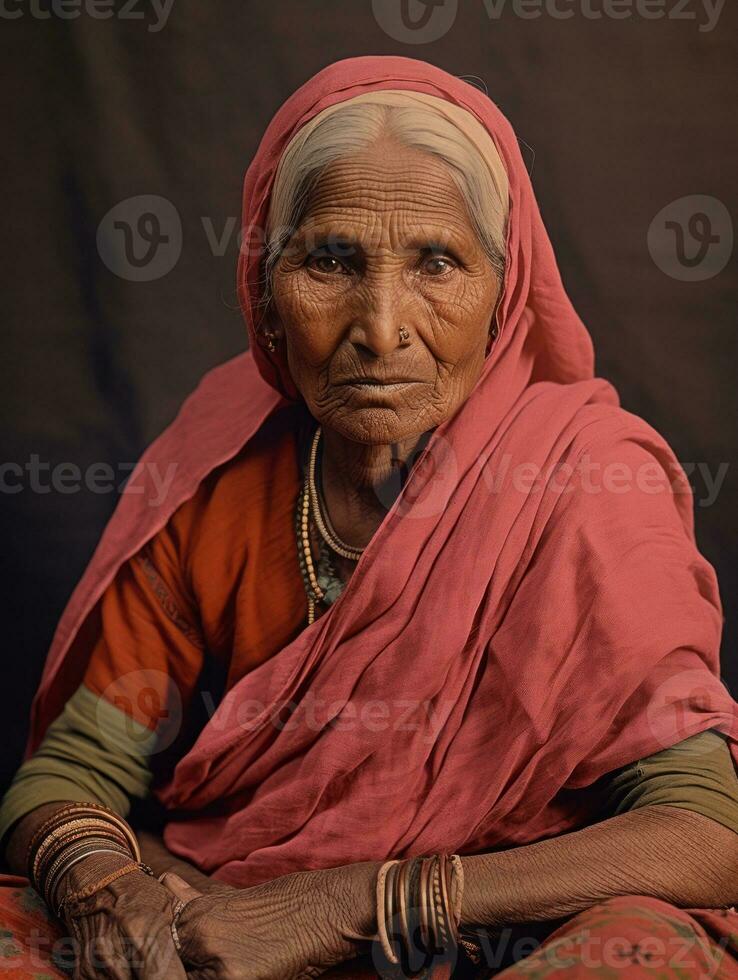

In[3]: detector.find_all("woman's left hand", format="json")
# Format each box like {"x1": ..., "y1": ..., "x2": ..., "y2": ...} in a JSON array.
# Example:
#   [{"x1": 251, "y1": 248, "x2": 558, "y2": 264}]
[{"x1": 160, "y1": 860, "x2": 379, "y2": 979}]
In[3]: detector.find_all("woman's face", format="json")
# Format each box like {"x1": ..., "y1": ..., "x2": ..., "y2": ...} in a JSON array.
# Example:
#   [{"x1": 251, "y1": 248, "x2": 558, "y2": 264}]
[{"x1": 269, "y1": 139, "x2": 502, "y2": 445}]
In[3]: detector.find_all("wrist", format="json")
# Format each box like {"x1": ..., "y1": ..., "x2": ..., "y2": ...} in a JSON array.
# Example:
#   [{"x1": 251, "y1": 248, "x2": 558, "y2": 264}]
[
  {"x1": 335, "y1": 860, "x2": 381, "y2": 943},
  {"x1": 54, "y1": 850, "x2": 135, "y2": 906},
  {"x1": 459, "y1": 854, "x2": 506, "y2": 927}
]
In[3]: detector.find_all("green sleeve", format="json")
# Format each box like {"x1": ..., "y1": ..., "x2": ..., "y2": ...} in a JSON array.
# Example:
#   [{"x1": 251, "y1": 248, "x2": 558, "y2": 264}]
[
  {"x1": 600, "y1": 728, "x2": 738, "y2": 834},
  {"x1": 0, "y1": 684, "x2": 153, "y2": 845}
]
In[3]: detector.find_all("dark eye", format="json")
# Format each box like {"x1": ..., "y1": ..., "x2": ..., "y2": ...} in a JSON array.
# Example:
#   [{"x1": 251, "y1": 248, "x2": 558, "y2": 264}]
[
  {"x1": 306, "y1": 251, "x2": 350, "y2": 275},
  {"x1": 420, "y1": 252, "x2": 457, "y2": 276}
]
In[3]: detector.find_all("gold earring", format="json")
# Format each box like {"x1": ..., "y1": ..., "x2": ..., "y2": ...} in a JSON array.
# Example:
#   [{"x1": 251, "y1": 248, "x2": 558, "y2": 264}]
[{"x1": 399, "y1": 326, "x2": 410, "y2": 344}]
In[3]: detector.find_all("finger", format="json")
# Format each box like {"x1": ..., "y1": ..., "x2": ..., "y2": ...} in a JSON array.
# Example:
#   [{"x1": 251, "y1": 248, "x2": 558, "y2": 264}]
[
  {"x1": 73, "y1": 945, "x2": 96, "y2": 980},
  {"x1": 135, "y1": 931, "x2": 189, "y2": 980},
  {"x1": 72, "y1": 914, "x2": 133, "y2": 980},
  {"x1": 86, "y1": 931, "x2": 133, "y2": 980},
  {"x1": 71, "y1": 923, "x2": 95, "y2": 980},
  {"x1": 70, "y1": 916, "x2": 114, "y2": 980},
  {"x1": 158, "y1": 871, "x2": 204, "y2": 905},
  {"x1": 72, "y1": 931, "x2": 129, "y2": 980}
]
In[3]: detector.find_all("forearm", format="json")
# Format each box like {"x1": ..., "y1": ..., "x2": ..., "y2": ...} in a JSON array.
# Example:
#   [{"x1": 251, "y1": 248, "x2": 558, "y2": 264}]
[
  {"x1": 137, "y1": 828, "x2": 232, "y2": 894},
  {"x1": 460, "y1": 804, "x2": 738, "y2": 926},
  {"x1": 5, "y1": 802, "x2": 72, "y2": 876}
]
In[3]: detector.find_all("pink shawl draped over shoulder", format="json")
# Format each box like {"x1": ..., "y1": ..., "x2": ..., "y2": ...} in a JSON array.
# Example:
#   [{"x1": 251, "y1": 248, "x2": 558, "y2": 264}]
[{"x1": 27, "y1": 56, "x2": 738, "y2": 886}]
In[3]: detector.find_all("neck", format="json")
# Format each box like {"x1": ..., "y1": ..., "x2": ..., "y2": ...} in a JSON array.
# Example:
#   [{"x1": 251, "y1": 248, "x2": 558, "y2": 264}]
[{"x1": 319, "y1": 427, "x2": 431, "y2": 550}]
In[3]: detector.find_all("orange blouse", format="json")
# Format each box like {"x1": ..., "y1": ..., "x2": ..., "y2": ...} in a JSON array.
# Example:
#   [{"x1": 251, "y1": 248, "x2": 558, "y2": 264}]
[{"x1": 83, "y1": 404, "x2": 310, "y2": 734}]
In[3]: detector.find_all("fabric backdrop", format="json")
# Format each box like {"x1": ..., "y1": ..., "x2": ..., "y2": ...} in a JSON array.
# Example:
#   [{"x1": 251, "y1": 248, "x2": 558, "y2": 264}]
[{"x1": 1, "y1": 0, "x2": 736, "y2": 791}]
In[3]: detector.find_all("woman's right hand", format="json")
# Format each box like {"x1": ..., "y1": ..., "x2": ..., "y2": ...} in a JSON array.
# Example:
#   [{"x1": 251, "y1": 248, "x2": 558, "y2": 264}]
[{"x1": 57, "y1": 851, "x2": 188, "y2": 980}]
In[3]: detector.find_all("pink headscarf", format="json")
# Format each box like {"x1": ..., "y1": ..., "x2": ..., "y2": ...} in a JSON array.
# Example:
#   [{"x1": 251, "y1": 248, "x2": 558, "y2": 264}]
[{"x1": 28, "y1": 57, "x2": 738, "y2": 886}]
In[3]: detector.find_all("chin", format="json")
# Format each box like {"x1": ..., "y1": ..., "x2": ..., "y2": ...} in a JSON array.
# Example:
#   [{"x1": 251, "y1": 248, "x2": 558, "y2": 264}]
[{"x1": 327, "y1": 406, "x2": 431, "y2": 447}]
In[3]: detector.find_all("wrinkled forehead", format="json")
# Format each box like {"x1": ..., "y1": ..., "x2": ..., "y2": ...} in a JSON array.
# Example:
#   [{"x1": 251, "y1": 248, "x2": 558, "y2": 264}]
[{"x1": 293, "y1": 144, "x2": 482, "y2": 251}]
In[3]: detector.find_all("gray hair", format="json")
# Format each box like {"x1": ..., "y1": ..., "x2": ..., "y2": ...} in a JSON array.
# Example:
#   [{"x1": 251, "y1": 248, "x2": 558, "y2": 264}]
[{"x1": 260, "y1": 90, "x2": 510, "y2": 312}]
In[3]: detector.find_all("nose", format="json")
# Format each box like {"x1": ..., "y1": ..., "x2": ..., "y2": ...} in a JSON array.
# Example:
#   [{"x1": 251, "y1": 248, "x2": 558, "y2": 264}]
[{"x1": 348, "y1": 281, "x2": 412, "y2": 358}]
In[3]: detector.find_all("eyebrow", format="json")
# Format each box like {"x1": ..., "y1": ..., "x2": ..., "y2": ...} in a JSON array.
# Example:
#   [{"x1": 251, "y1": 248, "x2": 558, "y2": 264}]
[
  {"x1": 304, "y1": 234, "x2": 365, "y2": 262},
  {"x1": 300, "y1": 229, "x2": 467, "y2": 257},
  {"x1": 417, "y1": 239, "x2": 459, "y2": 254},
  {"x1": 307, "y1": 233, "x2": 358, "y2": 250},
  {"x1": 296, "y1": 219, "x2": 469, "y2": 261}
]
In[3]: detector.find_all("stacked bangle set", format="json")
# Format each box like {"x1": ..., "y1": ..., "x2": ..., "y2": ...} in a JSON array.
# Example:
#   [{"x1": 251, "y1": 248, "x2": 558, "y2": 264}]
[
  {"x1": 26, "y1": 801, "x2": 152, "y2": 920},
  {"x1": 376, "y1": 852, "x2": 464, "y2": 975}
]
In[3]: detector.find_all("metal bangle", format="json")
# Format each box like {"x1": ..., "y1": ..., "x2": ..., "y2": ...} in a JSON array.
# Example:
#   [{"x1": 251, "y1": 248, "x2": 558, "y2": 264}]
[
  {"x1": 27, "y1": 803, "x2": 131, "y2": 872},
  {"x1": 48, "y1": 846, "x2": 133, "y2": 915},
  {"x1": 376, "y1": 860, "x2": 402, "y2": 967},
  {"x1": 57, "y1": 861, "x2": 153, "y2": 921},
  {"x1": 44, "y1": 835, "x2": 131, "y2": 895},
  {"x1": 170, "y1": 899, "x2": 186, "y2": 956},
  {"x1": 32, "y1": 817, "x2": 131, "y2": 888},
  {"x1": 375, "y1": 853, "x2": 464, "y2": 975}
]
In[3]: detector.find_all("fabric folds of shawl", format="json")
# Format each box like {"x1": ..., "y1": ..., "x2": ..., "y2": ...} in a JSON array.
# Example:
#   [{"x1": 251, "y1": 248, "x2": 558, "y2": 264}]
[{"x1": 26, "y1": 56, "x2": 738, "y2": 887}]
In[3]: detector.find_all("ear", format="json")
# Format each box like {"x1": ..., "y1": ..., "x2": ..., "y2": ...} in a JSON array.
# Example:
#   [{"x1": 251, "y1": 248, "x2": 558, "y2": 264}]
[
  {"x1": 255, "y1": 308, "x2": 284, "y2": 352},
  {"x1": 486, "y1": 320, "x2": 500, "y2": 355},
  {"x1": 486, "y1": 295, "x2": 503, "y2": 354}
]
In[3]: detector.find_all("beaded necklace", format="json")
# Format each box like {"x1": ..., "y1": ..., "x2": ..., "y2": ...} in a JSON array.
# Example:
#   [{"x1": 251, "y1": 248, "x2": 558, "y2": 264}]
[
  {"x1": 295, "y1": 425, "x2": 365, "y2": 624},
  {"x1": 307, "y1": 427, "x2": 364, "y2": 562}
]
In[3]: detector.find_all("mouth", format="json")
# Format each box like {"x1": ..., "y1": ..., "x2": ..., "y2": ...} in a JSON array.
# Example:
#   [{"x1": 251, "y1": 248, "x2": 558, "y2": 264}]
[{"x1": 339, "y1": 378, "x2": 423, "y2": 389}]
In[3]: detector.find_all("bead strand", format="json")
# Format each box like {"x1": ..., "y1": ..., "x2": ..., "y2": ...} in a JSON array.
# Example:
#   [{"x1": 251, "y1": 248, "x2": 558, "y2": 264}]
[{"x1": 308, "y1": 427, "x2": 364, "y2": 562}]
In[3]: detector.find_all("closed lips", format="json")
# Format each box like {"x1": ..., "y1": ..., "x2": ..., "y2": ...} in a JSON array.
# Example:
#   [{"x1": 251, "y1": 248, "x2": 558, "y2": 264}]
[{"x1": 340, "y1": 377, "x2": 421, "y2": 385}]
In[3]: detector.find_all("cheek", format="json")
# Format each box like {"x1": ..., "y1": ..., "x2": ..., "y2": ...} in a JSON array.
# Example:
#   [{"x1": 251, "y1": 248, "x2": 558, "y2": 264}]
[
  {"x1": 417, "y1": 274, "x2": 497, "y2": 359},
  {"x1": 274, "y1": 274, "x2": 344, "y2": 364}
]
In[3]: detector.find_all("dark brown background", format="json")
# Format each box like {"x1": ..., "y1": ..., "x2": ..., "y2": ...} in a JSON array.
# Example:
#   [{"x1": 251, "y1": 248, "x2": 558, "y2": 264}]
[{"x1": 1, "y1": 0, "x2": 736, "y2": 789}]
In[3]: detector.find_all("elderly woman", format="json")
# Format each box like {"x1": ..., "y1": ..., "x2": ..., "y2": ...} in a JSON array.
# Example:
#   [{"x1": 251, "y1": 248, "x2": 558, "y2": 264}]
[{"x1": 1, "y1": 56, "x2": 738, "y2": 980}]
